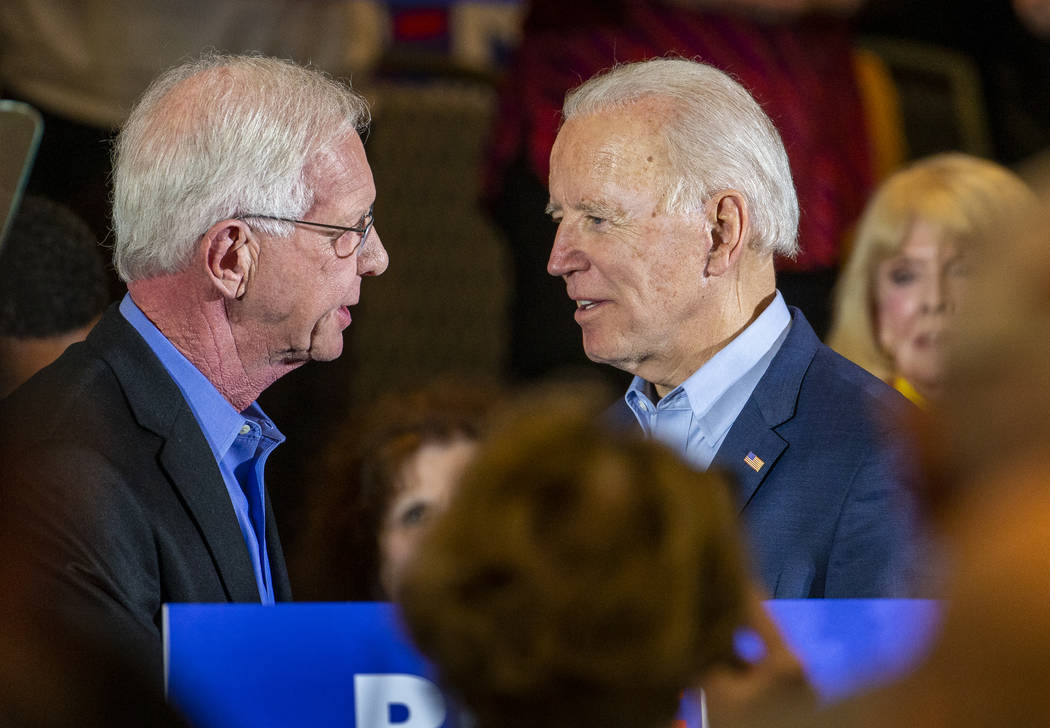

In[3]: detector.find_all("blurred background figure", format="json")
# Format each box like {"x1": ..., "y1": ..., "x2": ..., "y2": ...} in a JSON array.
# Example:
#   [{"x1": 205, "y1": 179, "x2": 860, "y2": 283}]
[
  {"x1": 0, "y1": 195, "x2": 108, "y2": 397},
  {"x1": 0, "y1": 0, "x2": 354, "y2": 253},
  {"x1": 858, "y1": 0, "x2": 1050, "y2": 168},
  {"x1": 295, "y1": 381, "x2": 495, "y2": 600},
  {"x1": 921, "y1": 168, "x2": 1050, "y2": 543},
  {"x1": 730, "y1": 175, "x2": 1050, "y2": 728},
  {"x1": 398, "y1": 390, "x2": 811, "y2": 728},
  {"x1": 828, "y1": 153, "x2": 1035, "y2": 406}
]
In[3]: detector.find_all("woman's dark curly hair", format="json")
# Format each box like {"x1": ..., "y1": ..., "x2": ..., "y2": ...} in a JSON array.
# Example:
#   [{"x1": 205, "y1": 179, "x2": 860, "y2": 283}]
[{"x1": 295, "y1": 380, "x2": 494, "y2": 600}]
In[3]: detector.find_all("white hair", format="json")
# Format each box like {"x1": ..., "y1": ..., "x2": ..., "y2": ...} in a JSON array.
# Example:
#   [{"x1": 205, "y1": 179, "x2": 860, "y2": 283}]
[
  {"x1": 563, "y1": 57, "x2": 799, "y2": 257},
  {"x1": 112, "y1": 53, "x2": 371, "y2": 282}
]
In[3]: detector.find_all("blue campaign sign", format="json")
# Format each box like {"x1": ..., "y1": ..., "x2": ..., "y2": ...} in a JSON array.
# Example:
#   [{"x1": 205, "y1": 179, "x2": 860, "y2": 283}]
[
  {"x1": 164, "y1": 600, "x2": 940, "y2": 728},
  {"x1": 766, "y1": 599, "x2": 942, "y2": 702},
  {"x1": 164, "y1": 602, "x2": 464, "y2": 728}
]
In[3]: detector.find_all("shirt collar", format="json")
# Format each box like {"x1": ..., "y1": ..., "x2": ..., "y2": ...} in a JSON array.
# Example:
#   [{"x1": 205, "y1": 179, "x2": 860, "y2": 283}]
[
  {"x1": 119, "y1": 294, "x2": 280, "y2": 460},
  {"x1": 626, "y1": 291, "x2": 791, "y2": 436}
]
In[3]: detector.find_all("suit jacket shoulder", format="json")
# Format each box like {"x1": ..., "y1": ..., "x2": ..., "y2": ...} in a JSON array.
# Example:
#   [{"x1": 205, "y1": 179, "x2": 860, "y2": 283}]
[
  {"x1": 714, "y1": 308, "x2": 923, "y2": 598},
  {"x1": 1, "y1": 305, "x2": 291, "y2": 677},
  {"x1": 600, "y1": 308, "x2": 924, "y2": 598}
]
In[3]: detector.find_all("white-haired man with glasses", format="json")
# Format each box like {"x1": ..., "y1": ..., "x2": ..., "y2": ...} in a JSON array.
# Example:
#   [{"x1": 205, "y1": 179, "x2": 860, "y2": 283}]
[{"x1": 0, "y1": 53, "x2": 388, "y2": 679}]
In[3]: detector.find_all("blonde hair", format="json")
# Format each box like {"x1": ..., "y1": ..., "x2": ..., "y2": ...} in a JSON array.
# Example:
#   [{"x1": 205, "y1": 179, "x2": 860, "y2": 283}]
[{"x1": 828, "y1": 153, "x2": 1035, "y2": 380}]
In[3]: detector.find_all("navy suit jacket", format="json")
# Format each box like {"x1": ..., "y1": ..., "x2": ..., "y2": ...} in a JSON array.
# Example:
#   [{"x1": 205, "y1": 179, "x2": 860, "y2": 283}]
[
  {"x1": 608, "y1": 308, "x2": 923, "y2": 598},
  {"x1": 0, "y1": 305, "x2": 292, "y2": 678}
]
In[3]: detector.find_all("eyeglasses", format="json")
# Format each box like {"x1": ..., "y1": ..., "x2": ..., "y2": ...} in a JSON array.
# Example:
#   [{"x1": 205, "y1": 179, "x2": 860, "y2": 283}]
[{"x1": 238, "y1": 203, "x2": 374, "y2": 258}]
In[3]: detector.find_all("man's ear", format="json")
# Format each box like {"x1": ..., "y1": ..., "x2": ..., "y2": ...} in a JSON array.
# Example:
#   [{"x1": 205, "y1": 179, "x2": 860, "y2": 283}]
[
  {"x1": 199, "y1": 221, "x2": 259, "y2": 300},
  {"x1": 202, "y1": 220, "x2": 259, "y2": 300},
  {"x1": 704, "y1": 191, "x2": 749, "y2": 278}
]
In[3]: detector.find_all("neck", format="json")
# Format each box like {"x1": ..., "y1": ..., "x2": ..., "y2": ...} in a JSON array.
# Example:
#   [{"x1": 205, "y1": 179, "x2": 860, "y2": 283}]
[
  {"x1": 128, "y1": 275, "x2": 270, "y2": 411},
  {"x1": 648, "y1": 255, "x2": 777, "y2": 399}
]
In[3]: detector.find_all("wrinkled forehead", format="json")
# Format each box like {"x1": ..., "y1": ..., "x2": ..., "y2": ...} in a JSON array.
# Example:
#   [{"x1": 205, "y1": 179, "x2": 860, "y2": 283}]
[
  {"x1": 306, "y1": 131, "x2": 375, "y2": 202},
  {"x1": 551, "y1": 99, "x2": 673, "y2": 194}
]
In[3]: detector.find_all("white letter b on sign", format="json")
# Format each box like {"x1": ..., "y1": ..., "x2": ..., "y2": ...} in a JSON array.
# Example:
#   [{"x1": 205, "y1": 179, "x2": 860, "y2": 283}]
[{"x1": 354, "y1": 674, "x2": 447, "y2": 728}]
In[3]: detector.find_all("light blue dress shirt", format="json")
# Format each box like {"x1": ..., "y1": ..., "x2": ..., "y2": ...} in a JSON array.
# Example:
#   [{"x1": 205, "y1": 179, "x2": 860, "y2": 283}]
[
  {"x1": 120, "y1": 295, "x2": 284, "y2": 604},
  {"x1": 625, "y1": 291, "x2": 792, "y2": 471}
]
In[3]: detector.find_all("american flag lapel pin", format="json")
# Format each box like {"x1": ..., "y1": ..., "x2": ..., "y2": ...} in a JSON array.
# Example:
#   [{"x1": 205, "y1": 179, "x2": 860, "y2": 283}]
[{"x1": 744, "y1": 451, "x2": 764, "y2": 472}]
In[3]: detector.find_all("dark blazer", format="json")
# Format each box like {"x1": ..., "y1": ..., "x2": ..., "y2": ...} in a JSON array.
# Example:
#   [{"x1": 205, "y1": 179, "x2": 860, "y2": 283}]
[
  {"x1": 608, "y1": 308, "x2": 923, "y2": 598},
  {"x1": 0, "y1": 305, "x2": 292, "y2": 677}
]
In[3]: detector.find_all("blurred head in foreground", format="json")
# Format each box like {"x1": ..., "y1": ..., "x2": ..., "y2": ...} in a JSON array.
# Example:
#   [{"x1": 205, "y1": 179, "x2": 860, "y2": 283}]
[
  {"x1": 889, "y1": 177, "x2": 1050, "y2": 728},
  {"x1": 928, "y1": 179, "x2": 1050, "y2": 506},
  {"x1": 829, "y1": 153, "x2": 1034, "y2": 405},
  {"x1": 398, "y1": 392, "x2": 751, "y2": 728},
  {"x1": 297, "y1": 381, "x2": 492, "y2": 600},
  {"x1": 765, "y1": 185, "x2": 1050, "y2": 728},
  {"x1": 0, "y1": 195, "x2": 108, "y2": 397}
]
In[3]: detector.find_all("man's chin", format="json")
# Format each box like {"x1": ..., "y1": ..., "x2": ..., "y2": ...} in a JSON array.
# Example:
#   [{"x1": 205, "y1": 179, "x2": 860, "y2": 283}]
[
  {"x1": 583, "y1": 342, "x2": 632, "y2": 373},
  {"x1": 303, "y1": 321, "x2": 348, "y2": 363},
  {"x1": 308, "y1": 339, "x2": 345, "y2": 363},
  {"x1": 582, "y1": 342, "x2": 606, "y2": 365}
]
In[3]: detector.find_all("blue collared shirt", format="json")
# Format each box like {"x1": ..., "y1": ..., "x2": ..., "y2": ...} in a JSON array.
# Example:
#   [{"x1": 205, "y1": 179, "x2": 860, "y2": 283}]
[
  {"x1": 120, "y1": 295, "x2": 284, "y2": 604},
  {"x1": 625, "y1": 291, "x2": 792, "y2": 471}
]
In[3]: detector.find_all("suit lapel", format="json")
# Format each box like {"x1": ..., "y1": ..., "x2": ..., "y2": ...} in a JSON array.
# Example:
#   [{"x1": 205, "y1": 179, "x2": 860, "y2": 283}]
[
  {"x1": 714, "y1": 405, "x2": 788, "y2": 511},
  {"x1": 712, "y1": 308, "x2": 820, "y2": 512},
  {"x1": 90, "y1": 307, "x2": 261, "y2": 602},
  {"x1": 158, "y1": 412, "x2": 261, "y2": 602}
]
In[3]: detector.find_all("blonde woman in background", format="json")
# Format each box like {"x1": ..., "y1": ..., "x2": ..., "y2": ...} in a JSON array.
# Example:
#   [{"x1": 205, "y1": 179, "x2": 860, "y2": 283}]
[{"x1": 828, "y1": 153, "x2": 1035, "y2": 406}]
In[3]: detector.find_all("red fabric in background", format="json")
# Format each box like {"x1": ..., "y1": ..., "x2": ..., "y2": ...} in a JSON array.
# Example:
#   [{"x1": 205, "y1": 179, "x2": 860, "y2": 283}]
[
  {"x1": 484, "y1": 1, "x2": 873, "y2": 272},
  {"x1": 392, "y1": 7, "x2": 450, "y2": 42}
]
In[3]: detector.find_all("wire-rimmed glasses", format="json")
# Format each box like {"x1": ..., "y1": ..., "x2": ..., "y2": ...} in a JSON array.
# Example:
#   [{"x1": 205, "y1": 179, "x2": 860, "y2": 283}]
[{"x1": 238, "y1": 203, "x2": 374, "y2": 258}]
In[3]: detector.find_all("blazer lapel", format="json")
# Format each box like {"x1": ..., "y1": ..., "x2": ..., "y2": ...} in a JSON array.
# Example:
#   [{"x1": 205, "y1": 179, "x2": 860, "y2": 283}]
[
  {"x1": 159, "y1": 411, "x2": 261, "y2": 602},
  {"x1": 92, "y1": 307, "x2": 261, "y2": 602},
  {"x1": 714, "y1": 404, "x2": 788, "y2": 511},
  {"x1": 712, "y1": 307, "x2": 820, "y2": 511}
]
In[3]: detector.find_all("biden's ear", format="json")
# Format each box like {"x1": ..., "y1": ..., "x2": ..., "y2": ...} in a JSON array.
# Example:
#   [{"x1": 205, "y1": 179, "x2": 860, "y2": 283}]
[
  {"x1": 202, "y1": 220, "x2": 259, "y2": 300},
  {"x1": 704, "y1": 191, "x2": 749, "y2": 278}
]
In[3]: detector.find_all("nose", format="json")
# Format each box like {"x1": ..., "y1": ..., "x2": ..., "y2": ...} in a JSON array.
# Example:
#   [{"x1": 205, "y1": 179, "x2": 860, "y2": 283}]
[
  {"x1": 922, "y1": 269, "x2": 950, "y2": 314},
  {"x1": 547, "y1": 223, "x2": 586, "y2": 278},
  {"x1": 358, "y1": 226, "x2": 389, "y2": 277},
  {"x1": 936, "y1": 271, "x2": 960, "y2": 315}
]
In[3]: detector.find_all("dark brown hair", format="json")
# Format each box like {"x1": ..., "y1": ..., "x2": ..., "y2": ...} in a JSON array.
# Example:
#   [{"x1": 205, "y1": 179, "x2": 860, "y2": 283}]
[
  {"x1": 398, "y1": 391, "x2": 750, "y2": 728},
  {"x1": 295, "y1": 380, "x2": 494, "y2": 600}
]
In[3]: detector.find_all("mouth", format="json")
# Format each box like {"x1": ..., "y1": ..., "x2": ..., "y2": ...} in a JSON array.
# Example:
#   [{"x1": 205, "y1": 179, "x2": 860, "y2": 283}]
[
  {"x1": 336, "y1": 305, "x2": 352, "y2": 329},
  {"x1": 913, "y1": 329, "x2": 946, "y2": 349},
  {"x1": 573, "y1": 298, "x2": 608, "y2": 322}
]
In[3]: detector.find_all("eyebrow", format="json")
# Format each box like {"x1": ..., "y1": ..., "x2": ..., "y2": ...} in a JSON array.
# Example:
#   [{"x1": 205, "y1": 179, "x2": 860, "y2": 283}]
[
  {"x1": 581, "y1": 200, "x2": 625, "y2": 219},
  {"x1": 545, "y1": 199, "x2": 626, "y2": 221}
]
